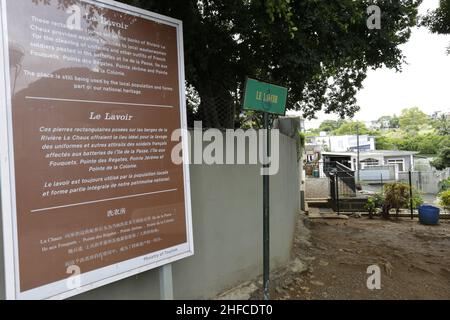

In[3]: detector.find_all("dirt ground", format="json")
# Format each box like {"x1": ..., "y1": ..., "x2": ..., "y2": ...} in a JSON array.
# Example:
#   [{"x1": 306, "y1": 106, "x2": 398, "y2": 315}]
[{"x1": 250, "y1": 215, "x2": 450, "y2": 300}]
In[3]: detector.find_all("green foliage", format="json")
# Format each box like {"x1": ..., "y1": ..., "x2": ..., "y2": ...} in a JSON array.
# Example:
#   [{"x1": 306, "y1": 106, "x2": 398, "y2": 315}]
[
  {"x1": 431, "y1": 146, "x2": 450, "y2": 170},
  {"x1": 365, "y1": 194, "x2": 384, "y2": 218},
  {"x1": 364, "y1": 197, "x2": 377, "y2": 219},
  {"x1": 333, "y1": 121, "x2": 369, "y2": 135},
  {"x1": 383, "y1": 182, "x2": 411, "y2": 217},
  {"x1": 378, "y1": 183, "x2": 422, "y2": 215},
  {"x1": 409, "y1": 190, "x2": 424, "y2": 210},
  {"x1": 298, "y1": 131, "x2": 306, "y2": 149},
  {"x1": 374, "y1": 128, "x2": 449, "y2": 155},
  {"x1": 310, "y1": 107, "x2": 447, "y2": 158},
  {"x1": 399, "y1": 107, "x2": 430, "y2": 133},
  {"x1": 416, "y1": 134, "x2": 446, "y2": 155},
  {"x1": 311, "y1": 107, "x2": 446, "y2": 158},
  {"x1": 318, "y1": 120, "x2": 344, "y2": 133},
  {"x1": 297, "y1": 131, "x2": 306, "y2": 161},
  {"x1": 394, "y1": 133, "x2": 449, "y2": 155},
  {"x1": 439, "y1": 190, "x2": 450, "y2": 208},
  {"x1": 265, "y1": 0, "x2": 297, "y2": 37},
  {"x1": 375, "y1": 135, "x2": 396, "y2": 150},
  {"x1": 118, "y1": 0, "x2": 420, "y2": 127},
  {"x1": 422, "y1": 0, "x2": 450, "y2": 35},
  {"x1": 377, "y1": 115, "x2": 400, "y2": 129},
  {"x1": 439, "y1": 177, "x2": 450, "y2": 192},
  {"x1": 364, "y1": 197, "x2": 377, "y2": 211},
  {"x1": 364, "y1": 185, "x2": 421, "y2": 219},
  {"x1": 432, "y1": 112, "x2": 450, "y2": 136},
  {"x1": 422, "y1": 0, "x2": 450, "y2": 53}
]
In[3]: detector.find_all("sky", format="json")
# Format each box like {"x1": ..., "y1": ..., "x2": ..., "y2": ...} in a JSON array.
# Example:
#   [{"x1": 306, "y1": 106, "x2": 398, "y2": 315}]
[{"x1": 289, "y1": 0, "x2": 450, "y2": 130}]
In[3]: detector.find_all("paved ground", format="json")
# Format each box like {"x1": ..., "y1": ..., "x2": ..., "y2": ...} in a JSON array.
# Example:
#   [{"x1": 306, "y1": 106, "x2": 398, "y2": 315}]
[{"x1": 248, "y1": 214, "x2": 450, "y2": 300}]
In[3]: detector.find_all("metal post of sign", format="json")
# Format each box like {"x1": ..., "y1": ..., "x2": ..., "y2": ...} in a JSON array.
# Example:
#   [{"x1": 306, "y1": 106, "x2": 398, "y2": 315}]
[
  {"x1": 242, "y1": 78, "x2": 288, "y2": 301},
  {"x1": 159, "y1": 264, "x2": 174, "y2": 300},
  {"x1": 263, "y1": 112, "x2": 270, "y2": 301}
]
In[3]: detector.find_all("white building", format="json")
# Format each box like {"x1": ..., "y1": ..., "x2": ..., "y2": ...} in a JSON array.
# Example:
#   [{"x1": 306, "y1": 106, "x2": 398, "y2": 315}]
[
  {"x1": 306, "y1": 133, "x2": 376, "y2": 153},
  {"x1": 322, "y1": 150, "x2": 418, "y2": 172}
]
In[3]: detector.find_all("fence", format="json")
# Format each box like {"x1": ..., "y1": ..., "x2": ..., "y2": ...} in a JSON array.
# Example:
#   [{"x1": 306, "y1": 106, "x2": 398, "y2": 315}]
[
  {"x1": 398, "y1": 170, "x2": 450, "y2": 195},
  {"x1": 359, "y1": 165, "x2": 397, "y2": 183}
]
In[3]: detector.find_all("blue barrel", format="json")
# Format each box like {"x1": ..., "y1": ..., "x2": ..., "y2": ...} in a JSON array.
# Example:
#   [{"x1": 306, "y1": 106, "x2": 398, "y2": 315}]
[{"x1": 418, "y1": 205, "x2": 440, "y2": 225}]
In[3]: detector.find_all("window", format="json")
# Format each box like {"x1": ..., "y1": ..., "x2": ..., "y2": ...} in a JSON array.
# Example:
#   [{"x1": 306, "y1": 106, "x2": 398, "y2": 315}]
[
  {"x1": 387, "y1": 159, "x2": 405, "y2": 172},
  {"x1": 361, "y1": 158, "x2": 379, "y2": 167}
]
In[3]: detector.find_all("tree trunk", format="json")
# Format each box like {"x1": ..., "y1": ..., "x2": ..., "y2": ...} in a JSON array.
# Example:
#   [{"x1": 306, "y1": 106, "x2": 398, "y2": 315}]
[{"x1": 196, "y1": 83, "x2": 236, "y2": 129}]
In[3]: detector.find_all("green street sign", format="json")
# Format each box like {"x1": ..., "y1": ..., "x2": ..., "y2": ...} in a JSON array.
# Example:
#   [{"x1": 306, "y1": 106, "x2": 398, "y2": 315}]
[{"x1": 243, "y1": 78, "x2": 288, "y2": 115}]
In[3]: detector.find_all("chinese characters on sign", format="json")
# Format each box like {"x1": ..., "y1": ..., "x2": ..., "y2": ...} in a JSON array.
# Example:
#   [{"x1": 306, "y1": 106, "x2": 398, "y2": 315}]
[{"x1": 0, "y1": 0, "x2": 193, "y2": 299}]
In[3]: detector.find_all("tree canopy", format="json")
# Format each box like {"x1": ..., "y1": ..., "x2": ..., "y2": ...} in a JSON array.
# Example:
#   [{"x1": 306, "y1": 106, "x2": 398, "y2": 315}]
[
  {"x1": 422, "y1": 0, "x2": 450, "y2": 34},
  {"x1": 432, "y1": 112, "x2": 450, "y2": 136},
  {"x1": 318, "y1": 120, "x2": 345, "y2": 133},
  {"x1": 376, "y1": 115, "x2": 400, "y2": 129},
  {"x1": 308, "y1": 107, "x2": 449, "y2": 159},
  {"x1": 431, "y1": 146, "x2": 450, "y2": 170},
  {"x1": 119, "y1": 0, "x2": 420, "y2": 128},
  {"x1": 422, "y1": 0, "x2": 450, "y2": 53},
  {"x1": 333, "y1": 121, "x2": 369, "y2": 136},
  {"x1": 398, "y1": 107, "x2": 429, "y2": 132}
]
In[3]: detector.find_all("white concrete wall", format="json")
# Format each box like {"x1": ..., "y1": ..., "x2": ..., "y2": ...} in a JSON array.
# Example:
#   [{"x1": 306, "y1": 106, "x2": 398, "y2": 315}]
[
  {"x1": 0, "y1": 132, "x2": 300, "y2": 300},
  {"x1": 360, "y1": 165, "x2": 397, "y2": 182},
  {"x1": 305, "y1": 178, "x2": 330, "y2": 199},
  {"x1": 399, "y1": 170, "x2": 450, "y2": 195}
]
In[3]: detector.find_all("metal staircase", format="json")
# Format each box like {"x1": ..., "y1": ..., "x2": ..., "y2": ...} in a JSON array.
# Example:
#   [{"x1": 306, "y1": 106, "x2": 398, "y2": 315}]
[
  {"x1": 323, "y1": 161, "x2": 357, "y2": 214},
  {"x1": 323, "y1": 161, "x2": 357, "y2": 196}
]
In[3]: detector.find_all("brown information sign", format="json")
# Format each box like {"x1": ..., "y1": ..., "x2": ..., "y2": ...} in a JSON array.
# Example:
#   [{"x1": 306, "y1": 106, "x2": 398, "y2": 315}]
[{"x1": 0, "y1": 0, "x2": 193, "y2": 299}]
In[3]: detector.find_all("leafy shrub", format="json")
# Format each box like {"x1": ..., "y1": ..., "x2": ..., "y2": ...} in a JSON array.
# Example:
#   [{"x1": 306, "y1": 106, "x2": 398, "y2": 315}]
[
  {"x1": 364, "y1": 193, "x2": 384, "y2": 219},
  {"x1": 364, "y1": 197, "x2": 377, "y2": 219},
  {"x1": 383, "y1": 183, "x2": 410, "y2": 217},
  {"x1": 409, "y1": 191, "x2": 424, "y2": 210},
  {"x1": 375, "y1": 183, "x2": 423, "y2": 218},
  {"x1": 439, "y1": 177, "x2": 450, "y2": 192},
  {"x1": 439, "y1": 190, "x2": 450, "y2": 209}
]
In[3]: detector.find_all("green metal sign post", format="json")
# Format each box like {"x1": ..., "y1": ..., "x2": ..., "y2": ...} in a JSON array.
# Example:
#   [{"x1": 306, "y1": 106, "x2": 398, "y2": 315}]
[{"x1": 243, "y1": 78, "x2": 288, "y2": 300}]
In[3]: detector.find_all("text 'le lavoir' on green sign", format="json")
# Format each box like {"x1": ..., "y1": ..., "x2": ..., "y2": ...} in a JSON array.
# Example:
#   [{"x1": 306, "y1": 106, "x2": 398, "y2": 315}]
[{"x1": 243, "y1": 78, "x2": 288, "y2": 115}]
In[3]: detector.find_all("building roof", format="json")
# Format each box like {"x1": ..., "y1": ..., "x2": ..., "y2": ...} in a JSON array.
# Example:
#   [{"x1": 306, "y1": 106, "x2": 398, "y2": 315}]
[
  {"x1": 368, "y1": 150, "x2": 420, "y2": 156},
  {"x1": 322, "y1": 150, "x2": 420, "y2": 157},
  {"x1": 308, "y1": 134, "x2": 375, "y2": 139}
]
